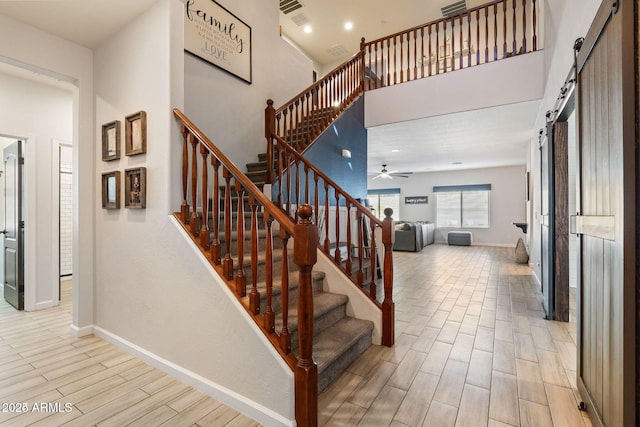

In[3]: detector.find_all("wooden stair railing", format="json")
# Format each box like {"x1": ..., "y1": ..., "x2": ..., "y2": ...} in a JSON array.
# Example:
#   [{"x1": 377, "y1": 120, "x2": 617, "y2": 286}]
[
  {"x1": 363, "y1": 0, "x2": 538, "y2": 87},
  {"x1": 267, "y1": 134, "x2": 396, "y2": 347},
  {"x1": 173, "y1": 108, "x2": 319, "y2": 426}
]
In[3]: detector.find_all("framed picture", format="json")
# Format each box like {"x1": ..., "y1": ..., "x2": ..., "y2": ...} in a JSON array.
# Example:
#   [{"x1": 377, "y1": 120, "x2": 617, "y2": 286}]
[
  {"x1": 101, "y1": 120, "x2": 121, "y2": 161},
  {"x1": 102, "y1": 171, "x2": 121, "y2": 209},
  {"x1": 125, "y1": 167, "x2": 146, "y2": 209},
  {"x1": 184, "y1": 0, "x2": 252, "y2": 84},
  {"x1": 125, "y1": 111, "x2": 147, "y2": 156}
]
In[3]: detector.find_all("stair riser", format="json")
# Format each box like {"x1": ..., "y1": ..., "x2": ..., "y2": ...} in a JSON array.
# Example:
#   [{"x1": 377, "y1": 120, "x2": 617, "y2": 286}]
[
  {"x1": 259, "y1": 273, "x2": 325, "y2": 314},
  {"x1": 289, "y1": 303, "x2": 347, "y2": 353}
]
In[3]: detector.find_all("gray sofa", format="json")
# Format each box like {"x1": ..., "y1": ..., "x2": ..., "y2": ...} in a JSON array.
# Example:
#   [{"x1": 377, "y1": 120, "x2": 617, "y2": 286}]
[{"x1": 393, "y1": 221, "x2": 435, "y2": 252}]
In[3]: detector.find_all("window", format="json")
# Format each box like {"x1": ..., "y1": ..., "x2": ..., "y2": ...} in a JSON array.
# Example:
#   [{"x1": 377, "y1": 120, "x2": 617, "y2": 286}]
[
  {"x1": 434, "y1": 184, "x2": 491, "y2": 228},
  {"x1": 367, "y1": 188, "x2": 400, "y2": 220}
]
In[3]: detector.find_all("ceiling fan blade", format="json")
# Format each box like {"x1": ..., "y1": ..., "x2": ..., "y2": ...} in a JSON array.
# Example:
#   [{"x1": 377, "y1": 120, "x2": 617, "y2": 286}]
[
  {"x1": 392, "y1": 174, "x2": 410, "y2": 178},
  {"x1": 372, "y1": 175, "x2": 382, "y2": 180}
]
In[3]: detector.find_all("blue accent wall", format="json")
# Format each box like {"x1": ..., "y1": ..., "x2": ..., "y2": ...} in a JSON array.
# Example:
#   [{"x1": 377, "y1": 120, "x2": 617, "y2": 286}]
[{"x1": 273, "y1": 97, "x2": 367, "y2": 206}]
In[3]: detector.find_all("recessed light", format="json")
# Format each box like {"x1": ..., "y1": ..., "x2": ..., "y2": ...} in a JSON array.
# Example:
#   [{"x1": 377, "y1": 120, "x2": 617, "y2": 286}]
[
  {"x1": 304, "y1": 25, "x2": 312, "y2": 34},
  {"x1": 391, "y1": 149, "x2": 400, "y2": 153},
  {"x1": 344, "y1": 21, "x2": 353, "y2": 31}
]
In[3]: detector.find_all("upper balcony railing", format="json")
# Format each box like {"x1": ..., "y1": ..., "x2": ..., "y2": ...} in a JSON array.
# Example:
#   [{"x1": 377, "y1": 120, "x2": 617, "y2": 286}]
[{"x1": 362, "y1": 0, "x2": 538, "y2": 89}]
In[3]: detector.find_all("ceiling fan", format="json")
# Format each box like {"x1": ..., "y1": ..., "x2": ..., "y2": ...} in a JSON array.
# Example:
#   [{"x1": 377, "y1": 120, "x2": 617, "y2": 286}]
[{"x1": 370, "y1": 164, "x2": 413, "y2": 180}]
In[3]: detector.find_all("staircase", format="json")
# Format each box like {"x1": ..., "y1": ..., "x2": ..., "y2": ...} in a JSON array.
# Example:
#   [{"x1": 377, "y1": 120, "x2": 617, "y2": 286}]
[{"x1": 236, "y1": 153, "x2": 375, "y2": 393}]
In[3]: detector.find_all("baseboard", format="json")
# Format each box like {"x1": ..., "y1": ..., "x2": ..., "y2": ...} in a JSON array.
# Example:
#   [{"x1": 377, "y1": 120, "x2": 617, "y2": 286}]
[
  {"x1": 69, "y1": 324, "x2": 94, "y2": 337},
  {"x1": 532, "y1": 269, "x2": 541, "y2": 286},
  {"x1": 34, "y1": 299, "x2": 59, "y2": 311},
  {"x1": 433, "y1": 240, "x2": 515, "y2": 248},
  {"x1": 92, "y1": 326, "x2": 294, "y2": 427}
]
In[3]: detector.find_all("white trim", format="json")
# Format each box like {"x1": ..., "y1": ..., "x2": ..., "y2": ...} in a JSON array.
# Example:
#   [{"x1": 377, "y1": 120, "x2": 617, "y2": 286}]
[
  {"x1": 51, "y1": 139, "x2": 72, "y2": 306},
  {"x1": 68, "y1": 323, "x2": 93, "y2": 337},
  {"x1": 531, "y1": 269, "x2": 541, "y2": 287},
  {"x1": 92, "y1": 325, "x2": 294, "y2": 427}
]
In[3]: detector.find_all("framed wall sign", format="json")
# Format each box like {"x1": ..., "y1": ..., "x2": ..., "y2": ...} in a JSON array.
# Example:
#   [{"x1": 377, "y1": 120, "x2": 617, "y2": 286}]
[
  {"x1": 125, "y1": 167, "x2": 146, "y2": 209},
  {"x1": 102, "y1": 171, "x2": 121, "y2": 209},
  {"x1": 184, "y1": 0, "x2": 252, "y2": 84},
  {"x1": 101, "y1": 120, "x2": 121, "y2": 161},
  {"x1": 405, "y1": 196, "x2": 429, "y2": 204},
  {"x1": 125, "y1": 111, "x2": 147, "y2": 156}
]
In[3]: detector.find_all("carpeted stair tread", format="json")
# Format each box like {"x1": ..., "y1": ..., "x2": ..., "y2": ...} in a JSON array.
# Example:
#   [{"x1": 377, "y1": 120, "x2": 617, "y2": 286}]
[{"x1": 275, "y1": 291, "x2": 348, "y2": 337}]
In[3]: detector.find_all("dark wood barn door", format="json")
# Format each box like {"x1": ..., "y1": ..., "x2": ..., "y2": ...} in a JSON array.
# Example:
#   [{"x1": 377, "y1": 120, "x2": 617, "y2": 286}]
[{"x1": 575, "y1": 0, "x2": 637, "y2": 425}]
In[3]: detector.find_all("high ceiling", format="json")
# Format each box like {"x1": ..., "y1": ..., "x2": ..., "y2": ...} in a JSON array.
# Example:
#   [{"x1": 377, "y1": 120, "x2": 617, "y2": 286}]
[{"x1": 0, "y1": 0, "x2": 538, "y2": 174}]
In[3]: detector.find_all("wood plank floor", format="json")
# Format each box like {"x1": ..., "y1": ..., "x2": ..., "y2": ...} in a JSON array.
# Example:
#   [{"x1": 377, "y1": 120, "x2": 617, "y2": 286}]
[
  {"x1": 319, "y1": 244, "x2": 592, "y2": 427},
  {"x1": 0, "y1": 245, "x2": 592, "y2": 426},
  {"x1": 0, "y1": 278, "x2": 259, "y2": 427}
]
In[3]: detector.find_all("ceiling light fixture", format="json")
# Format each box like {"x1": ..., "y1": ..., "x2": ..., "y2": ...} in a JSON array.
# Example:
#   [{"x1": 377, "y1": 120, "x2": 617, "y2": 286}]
[
  {"x1": 391, "y1": 149, "x2": 400, "y2": 152},
  {"x1": 303, "y1": 25, "x2": 312, "y2": 34},
  {"x1": 344, "y1": 21, "x2": 353, "y2": 31}
]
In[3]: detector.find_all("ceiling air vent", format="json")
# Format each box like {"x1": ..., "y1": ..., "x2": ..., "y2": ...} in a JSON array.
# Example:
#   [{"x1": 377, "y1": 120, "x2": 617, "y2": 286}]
[
  {"x1": 441, "y1": 0, "x2": 467, "y2": 18},
  {"x1": 280, "y1": 0, "x2": 303, "y2": 15},
  {"x1": 290, "y1": 12, "x2": 310, "y2": 26},
  {"x1": 327, "y1": 44, "x2": 348, "y2": 57}
]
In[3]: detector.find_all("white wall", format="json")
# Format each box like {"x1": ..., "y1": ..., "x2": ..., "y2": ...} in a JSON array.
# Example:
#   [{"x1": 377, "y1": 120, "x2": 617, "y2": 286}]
[
  {"x1": 0, "y1": 12, "x2": 94, "y2": 327},
  {"x1": 0, "y1": 71, "x2": 73, "y2": 310},
  {"x1": 365, "y1": 50, "x2": 544, "y2": 128},
  {"x1": 368, "y1": 165, "x2": 526, "y2": 246},
  {"x1": 184, "y1": 0, "x2": 314, "y2": 169},
  {"x1": 528, "y1": 0, "x2": 601, "y2": 282},
  {"x1": 93, "y1": 1, "x2": 293, "y2": 424}
]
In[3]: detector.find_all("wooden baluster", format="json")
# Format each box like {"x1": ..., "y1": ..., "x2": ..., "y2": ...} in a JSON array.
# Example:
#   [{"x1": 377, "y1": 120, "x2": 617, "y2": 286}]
[
  {"x1": 314, "y1": 175, "x2": 320, "y2": 227},
  {"x1": 286, "y1": 151, "x2": 291, "y2": 218},
  {"x1": 323, "y1": 181, "x2": 330, "y2": 252},
  {"x1": 180, "y1": 125, "x2": 189, "y2": 223},
  {"x1": 199, "y1": 144, "x2": 210, "y2": 248},
  {"x1": 279, "y1": 229, "x2": 291, "y2": 354},
  {"x1": 313, "y1": 87, "x2": 321, "y2": 136},
  {"x1": 450, "y1": 16, "x2": 454, "y2": 71},
  {"x1": 410, "y1": 31, "x2": 415, "y2": 81},
  {"x1": 345, "y1": 201, "x2": 352, "y2": 277},
  {"x1": 294, "y1": 99, "x2": 300, "y2": 150},
  {"x1": 522, "y1": 0, "x2": 527, "y2": 52},
  {"x1": 189, "y1": 134, "x2": 200, "y2": 235},
  {"x1": 381, "y1": 208, "x2": 395, "y2": 347},
  {"x1": 304, "y1": 92, "x2": 311, "y2": 142},
  {"x1": 485, "y1": 7, "x2": 489, "y2": 63},
  {"x1": 435, "y1": 21, "x2": 440, "y2": 75},
  {"x1": 249, "y1": 194, "x2": 259, "y2": 314},
  {"x1": 393, "y1": 35, "x2": 397, "y2": 84},
  {"x1": 222, "y1": 168, "x2": 233, "y2": 280},
  {"x1": 369, "y1": 220, "x2": 377, "y2": 300},
  {"x1": 445, "y1": 18, "x2": 450, "y2": 72},
  {"x1": 420, "y1": 27, "x2": 425, "y2": 78},
  {"x1": 467, "y1": 13, "x2": 472, "y2": 67},
  {"x1": 235, "y1": 179, "x2": 246, "y2": 296},
  {"x1": 356, "y1": 210, "x2": 364, "y2": 287},
  {"x1": 304, "y1": 164, "x2": 310, "y2": 206},
  {"x1": 377, "y1": 40, "x2": 382, "y2": 87},
  {"x1": 277, "y1": 146, "x2": 284, "y2": 208},
  {"x1": 293, "y1": 204, "x2": 318, "y2": 427},
  {"x1": 263, "y1": 211, "x2": 275, "y2": 333},
  {"x1": 428, "y1": 24, "x2": 433, "y2": 76},
  {"x1": 399, "y1": 34, "x2": 404, "y2": 83},
  {"x1": 367, "y1": 43, "x2": 372, "y2": 90},
  {"x1": 476, "y1": 10, "x2": 481, "y2": 64},
  {"x1": 532, "y1": 0, "x2": 537, "y2": 51},
  {"x1": 493, "y1": 4, "x2": 498, "y2": 60},
  {"x1": 386, "y1": 38, "x2": 391, "y2": 85},
  {"x1": 503, "y1": 0, "x2": 507, "y2": 57},
  {"x1": 211, "y1": 158, "x2": 221, "y2": 264},
  {"x1": 406, "y1": 32, "x2": 411, "y2": 81},
  {"x1": 459, "y1": 14, "x2": 464, "y2": 69},
  {"x1": 512, "y1": 0, "x2": 517, "y2": 55},
  {"x1": 265, "y1": 100, "x2": 275, "y2": 184},
  {"x1": 275, "y1": 111, "x2": 281, "y2": 141},
  {"x1": 334, "y1": 192, "x2": 341, "y2": 263},
  {"x1": 295, "y1": 160, "x2": 301, "y2": 222}
]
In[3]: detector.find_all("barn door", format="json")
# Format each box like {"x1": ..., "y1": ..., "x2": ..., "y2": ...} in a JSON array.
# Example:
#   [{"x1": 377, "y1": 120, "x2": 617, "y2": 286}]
[
  {"x1": 539, "y1": 132, "x2": 554, "y2": 319},
  {"x1": 575, "y1": 0, "x2": 636, "y2": 425}
]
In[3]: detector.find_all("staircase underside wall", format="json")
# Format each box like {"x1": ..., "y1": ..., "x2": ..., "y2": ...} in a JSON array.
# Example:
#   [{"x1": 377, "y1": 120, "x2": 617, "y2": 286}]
[{"x1": 364, "y1": 50, "x2": 545, "y2": 128}]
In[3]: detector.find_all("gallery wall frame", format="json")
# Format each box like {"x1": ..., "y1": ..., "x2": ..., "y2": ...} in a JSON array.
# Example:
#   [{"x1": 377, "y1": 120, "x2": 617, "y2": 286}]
[
  {"x1": 125, "y1": 167, "x2": 146, "y2": 209},
  {"x1": 102, "y1": 171, "x2": 121, "y2": 209},
  {"x1": 101, "y1": 120, "x2": 121, "y2": 161},
  {"x1": 184, "y1": 0, "x2": 252, "y2": 84},
  {"x1": 125, "y1": 111, "x2": 147, "y2": 156}
]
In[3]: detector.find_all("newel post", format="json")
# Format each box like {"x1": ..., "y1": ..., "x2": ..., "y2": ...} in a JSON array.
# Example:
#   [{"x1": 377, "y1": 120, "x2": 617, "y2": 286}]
[
  {"x1": 381, "y1": 208, "x2": 395, "y2": 347},
  {"x1": 294, "y1": 204, "x2": 318, "y2": 427},
  {"x1": 265, "y1": 99, "x2": 276, "y2": 185}
]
